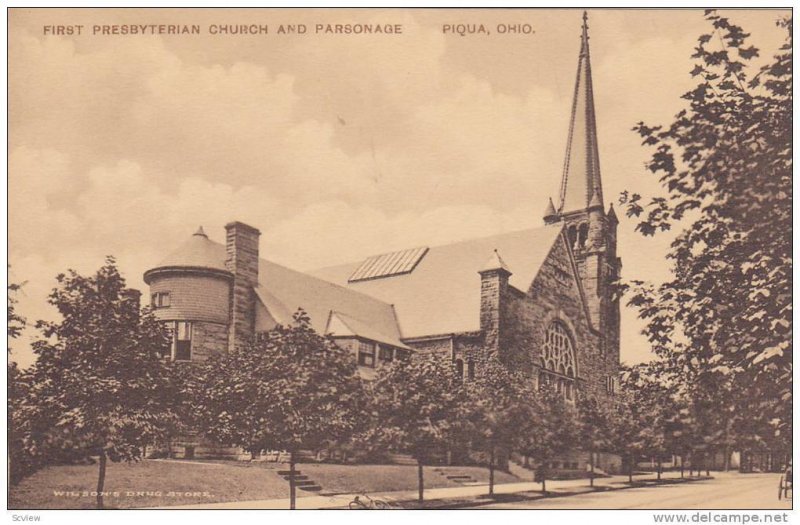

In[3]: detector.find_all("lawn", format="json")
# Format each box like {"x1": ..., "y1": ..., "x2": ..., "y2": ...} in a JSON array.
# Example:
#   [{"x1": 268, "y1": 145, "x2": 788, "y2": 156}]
[
  {"x1": 224, "y1": 460, "x2": 521, "y2": 494},
  {"x1": 9, "y1": 459, "x2": 521, "y2": 509}
]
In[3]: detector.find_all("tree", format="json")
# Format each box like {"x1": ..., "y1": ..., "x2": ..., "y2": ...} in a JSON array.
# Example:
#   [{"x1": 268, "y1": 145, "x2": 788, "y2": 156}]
[
  {"x1": 190, "y1": 310, "x2": 364, "y2": 510},
  {"x1": 20, "y1": 258, "x2": 176, "y2": 508},
  {"x1": 622, "y1": 363, "x2": 684, "y2": 480},
  {"x1": 608, "y1": 393, "x2": 639, "y2": 484},
  {"x1": 621, "y1": 11, "x2": 792, "y2": 460},
  {"x1": 463, "y1": 357, "x2": 537, "y2": 496},
  {"x1": 367, "y1": 352, "x2": 462, "y2": 505},
  {"x1": 8, "y1": 277, "x2": 40, "y2": 485},
  {"x1": 8, "y1": 274, "x2": 26, "y2": 341},
  {"x1": 518, "y1": 385, "x2": 578, "y2": 494},
  {"x1": 576, "y1": 394, "x2": 612, "y2": 486}
]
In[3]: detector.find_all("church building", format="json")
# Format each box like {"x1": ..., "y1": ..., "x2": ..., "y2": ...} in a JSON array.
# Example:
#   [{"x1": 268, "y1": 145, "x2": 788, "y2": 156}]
[{"x1": 143, "y1": 15, "x2": 622, "y2": 460}]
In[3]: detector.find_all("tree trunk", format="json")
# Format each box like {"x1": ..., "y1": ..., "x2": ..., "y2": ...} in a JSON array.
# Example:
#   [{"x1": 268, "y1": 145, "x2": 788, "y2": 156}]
[
  {"x1": 657, "y1": 461, "x2": 662, "y2": 481},
  {"x1": 289, "y1": 451, "x2": 297, "y2": 510},
  {"x1": 723, "y1": 446, "x2": 731, "y2": 472},
  {"x1": 96, "y1": 450, "x2": 107, "y2": 509},
  {"x1": 488, "y1": 447, "x2": 495, "y2": 497},
  {"x1": 541, "y1": 464, "x2": 547, "y2": 495},
  {"x1": 589, "y1": 450, "x2": 595, "y2": 487},
  {"x1": 628, "y1": 453, "x2": 633, "y2": 484},
  {"x1": 417, "y1": 460, "x2": 424, "y2": 504},
  {"x1": 680, "y1": 455, "x2": 684, "y2": 478}
]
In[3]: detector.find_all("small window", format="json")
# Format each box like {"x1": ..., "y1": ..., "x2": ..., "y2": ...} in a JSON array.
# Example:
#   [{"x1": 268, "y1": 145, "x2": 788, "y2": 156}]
[
  {"x1": 151, "y1": 292, "x2": 170, "y2": 309},
  {"x1": 378, "y1": 345, "x2": 394, "y2": 362},
  {"x1": 174, "y1": 321, "x2": 192, "y2": 361},
  {"x1": 568, "y1": 225, "x2": 578, "y2": 249},
  {"x1": 467, "y1": 360, "x2": 475, "y2": 381},
  {"x1": 455, "y1": 359, "x2": 464, "y2": 379},
  {"x1": 358, "y1": 341, "x2": 376, "y2": 367},
  {"x1": 578, "y1": 223, "x2": 589, "y2": 249}
]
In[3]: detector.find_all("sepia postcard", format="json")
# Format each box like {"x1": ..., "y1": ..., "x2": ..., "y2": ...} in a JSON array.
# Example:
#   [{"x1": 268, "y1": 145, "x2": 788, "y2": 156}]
[{"x1": 6, "y1": 5, "x2": 793, "y2": 520}]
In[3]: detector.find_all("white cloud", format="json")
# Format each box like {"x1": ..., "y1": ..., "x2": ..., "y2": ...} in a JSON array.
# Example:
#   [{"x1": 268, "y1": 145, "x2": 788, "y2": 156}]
[{"x1": 9, "y1": 9, "x2": 789, "y2": 368}]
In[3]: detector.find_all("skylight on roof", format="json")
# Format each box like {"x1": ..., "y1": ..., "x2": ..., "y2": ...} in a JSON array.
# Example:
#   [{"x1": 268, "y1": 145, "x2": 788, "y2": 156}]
[{"x1": 348, "y1": 246, "x2": 429, "y2": 282}]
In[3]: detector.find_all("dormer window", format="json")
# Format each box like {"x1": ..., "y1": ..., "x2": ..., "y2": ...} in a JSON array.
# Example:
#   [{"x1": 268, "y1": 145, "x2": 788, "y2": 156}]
[{"x1": 151, "y1": 292, "x2": 170, "y2": 309}]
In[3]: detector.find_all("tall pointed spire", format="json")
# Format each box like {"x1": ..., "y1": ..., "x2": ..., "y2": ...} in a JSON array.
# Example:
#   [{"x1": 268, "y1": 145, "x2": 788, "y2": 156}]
[{"x1": 557, "y1": 11, "x2": 604, "y2": 215}]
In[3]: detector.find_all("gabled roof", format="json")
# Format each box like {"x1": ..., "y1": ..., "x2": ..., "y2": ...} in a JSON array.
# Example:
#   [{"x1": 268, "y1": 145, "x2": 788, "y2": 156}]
[
  {"x1": 311, "y1": 225, "x2": 564, "y2": 338},
  {"x1": 256, "y1": 257, "x2": 405, "y2": 348},
  {"x1": 326, "y1": 311, "x2": 410, "y2": 349}
]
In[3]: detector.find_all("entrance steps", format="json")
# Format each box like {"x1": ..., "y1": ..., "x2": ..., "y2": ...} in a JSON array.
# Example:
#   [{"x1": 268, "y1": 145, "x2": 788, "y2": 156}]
[{"x1": 278, "y1": 469, "x2": 323, "y2": 492}]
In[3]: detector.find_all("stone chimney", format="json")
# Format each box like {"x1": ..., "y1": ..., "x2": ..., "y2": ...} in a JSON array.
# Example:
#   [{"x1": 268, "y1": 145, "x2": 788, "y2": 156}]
[
  {"x1": 478, "y1": 249, "x2": 512, "y2": 357},
  {"x1": 225, "y1": 221, "x2": 261, "y2": 351}
]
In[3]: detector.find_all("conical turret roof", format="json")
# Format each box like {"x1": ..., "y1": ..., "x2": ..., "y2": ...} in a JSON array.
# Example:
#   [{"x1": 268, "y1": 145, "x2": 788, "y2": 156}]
[
  {"x1": 150, "y1": 228, "x2": 227, "y2": 272},
  {"x1": 544, "y1": 197, "x2": 557, "y2": 218},
  {"x1": 479, "y1": 249, "x2": 512, "y2": 274}
]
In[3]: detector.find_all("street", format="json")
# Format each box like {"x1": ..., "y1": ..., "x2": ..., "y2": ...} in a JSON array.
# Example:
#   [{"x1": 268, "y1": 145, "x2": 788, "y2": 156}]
[
  {"x1": 159, "y1": 470, "x2": 792, "y2": 510},
  {"x1": 477, "y1": 473, "x2": 792, "y2": 510}
]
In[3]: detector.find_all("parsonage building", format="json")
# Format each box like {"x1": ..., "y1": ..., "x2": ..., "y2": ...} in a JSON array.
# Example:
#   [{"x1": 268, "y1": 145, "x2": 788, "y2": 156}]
[{"x1": 143, "y1": 16, "x2": 622, "y2": 470}]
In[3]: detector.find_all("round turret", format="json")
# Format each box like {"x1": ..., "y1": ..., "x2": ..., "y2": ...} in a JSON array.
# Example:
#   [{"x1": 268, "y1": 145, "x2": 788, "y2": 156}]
[{"x1": 143, "y1": 227, "x2": 233, "y2": 360}]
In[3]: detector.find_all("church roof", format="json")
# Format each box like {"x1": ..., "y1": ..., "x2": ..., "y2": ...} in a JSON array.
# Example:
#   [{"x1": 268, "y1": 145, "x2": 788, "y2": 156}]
[
  {"x1": 311, "y1": 225, "x2": 563, "y2": 338},
  {"x1": 558, "y1": 11, "x2": 604, "y2": 215},
  {"x1": 149, "y1": 232, "x2": 405, "y2": 347},
  {"x1": 256, "y1": 257, "x2": 406, "y2": 349}
]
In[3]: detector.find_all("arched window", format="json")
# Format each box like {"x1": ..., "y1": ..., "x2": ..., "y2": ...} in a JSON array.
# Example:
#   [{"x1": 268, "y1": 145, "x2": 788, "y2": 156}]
[
  {"x1": 540, "y1": 321, "x2": 577, "y2": 400},
  {"x1": 467, "y1": 359, "x2": 475, "y2": 381},
  {"x1": 567, "y1": 225, "x2": 578, "y2": 249},
  {"x1": 578, "y1": 223, "x2": 589, "y2": 249},
  {"x1": 455, "y1": 359, "x2": 464, "y2": 379}
]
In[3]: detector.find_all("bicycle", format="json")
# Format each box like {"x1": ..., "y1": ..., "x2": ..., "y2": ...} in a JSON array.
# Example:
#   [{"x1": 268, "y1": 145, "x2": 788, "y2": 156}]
[
  {"x1": 348, "y1": 494, "x2": 392, "y2": 509},
  {"x1": 778, "y1": 467, "x2": 792, "y2": 501}
]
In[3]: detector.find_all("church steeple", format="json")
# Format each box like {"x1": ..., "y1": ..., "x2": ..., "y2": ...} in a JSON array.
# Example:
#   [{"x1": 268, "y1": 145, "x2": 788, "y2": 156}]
[{"x1": 558, "y1": 11, "x2": 604, "y2": 215}]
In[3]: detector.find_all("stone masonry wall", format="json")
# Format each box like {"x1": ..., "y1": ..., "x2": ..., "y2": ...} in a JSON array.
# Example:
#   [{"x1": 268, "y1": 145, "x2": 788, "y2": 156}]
[
  {"x1": 503, "y1": 232, "x2": 612, "y2": 404},
  {"x1": 191, "y1": 321, "x2": 229, "y2": 361},
  {"x1": 479, "y1": 269, "x2": 510, "y2": 355},
  {"x1": 225, "y1": 222, "x2": 260, "y2": 352}
]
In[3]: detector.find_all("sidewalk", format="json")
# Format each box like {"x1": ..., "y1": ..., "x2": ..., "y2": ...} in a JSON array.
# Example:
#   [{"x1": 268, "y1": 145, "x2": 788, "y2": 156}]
[{"x1": 159, "y1": 470, "x2": 709, "y2": 509}]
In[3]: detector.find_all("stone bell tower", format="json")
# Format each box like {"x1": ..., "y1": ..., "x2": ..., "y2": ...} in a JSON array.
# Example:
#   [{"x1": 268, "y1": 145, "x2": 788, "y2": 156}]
[{"x1": 544, "y1": 12, "x2": 621, "y2": 362}]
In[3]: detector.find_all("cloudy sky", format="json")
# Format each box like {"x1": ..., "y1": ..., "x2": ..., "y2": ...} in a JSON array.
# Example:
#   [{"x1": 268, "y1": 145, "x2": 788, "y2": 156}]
[{"x1": 8, "y1": 8, "x2": 789, "y2": 368}]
